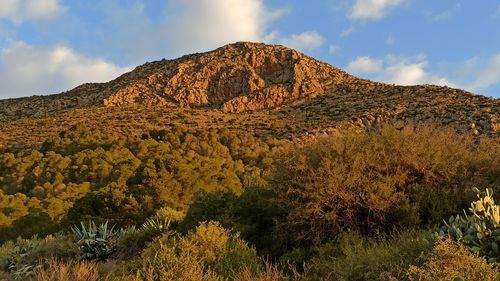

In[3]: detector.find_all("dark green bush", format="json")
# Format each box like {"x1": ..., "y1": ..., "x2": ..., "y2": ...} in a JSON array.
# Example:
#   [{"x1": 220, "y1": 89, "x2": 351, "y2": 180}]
[{"x1": 305, "y1": 230, "x2": 434, "y2": 281}]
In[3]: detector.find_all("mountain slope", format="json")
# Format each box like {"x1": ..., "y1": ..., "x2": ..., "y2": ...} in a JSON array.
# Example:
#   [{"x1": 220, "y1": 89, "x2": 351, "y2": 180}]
[{"x1": 0, "y1": 42, "x2": 499, "y2": 148}]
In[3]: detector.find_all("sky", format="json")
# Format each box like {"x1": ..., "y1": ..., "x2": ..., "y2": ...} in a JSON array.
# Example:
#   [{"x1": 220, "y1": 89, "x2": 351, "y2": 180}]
[{"x1": 0, "y1": 0, "x2": 499, "y2": 99}]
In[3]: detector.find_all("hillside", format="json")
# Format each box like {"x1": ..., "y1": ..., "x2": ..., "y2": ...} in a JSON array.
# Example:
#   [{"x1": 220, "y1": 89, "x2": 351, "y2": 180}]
[
  {"x1": 0, "y1": 42, "x2": 499, "y2": 148},
  {"x1": 1, "y1": 42, "x2": 500, "y2": 280}
]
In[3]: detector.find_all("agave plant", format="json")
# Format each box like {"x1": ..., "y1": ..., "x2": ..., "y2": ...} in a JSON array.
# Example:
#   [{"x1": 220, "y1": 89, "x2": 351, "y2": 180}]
[
  {"x1": 141, "y1": 207, "x2": 183, "y2": 235},
  {"x1": 142, "y1": 216, "x2": 172, "y2": 234},
  {"x1": 4, "y1": 237, "x2": 41, "y2": 279},
  {"x1": 71, "y1": 221, "x2": 118, "y2": 261},
  {"x1": 439, "y1": 188, "x2": 500, "y2": 263}
]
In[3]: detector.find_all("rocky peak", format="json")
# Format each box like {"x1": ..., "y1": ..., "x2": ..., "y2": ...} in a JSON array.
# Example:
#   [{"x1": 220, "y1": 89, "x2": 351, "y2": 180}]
[{"x1": 101, "y1": 42, "x2": 360, "y2": 112}]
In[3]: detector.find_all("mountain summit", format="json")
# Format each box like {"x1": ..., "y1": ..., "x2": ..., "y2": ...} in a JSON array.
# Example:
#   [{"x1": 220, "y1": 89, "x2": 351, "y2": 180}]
[
  {"x1": 1, "y1": 42, "x2": 362, "y2": 118},
  {"x1": 0, "y1": 42, "x2": 498, "y2": 148},
  {"x1": 102, "y1": 42, "x2": 361, "y2": 112}
]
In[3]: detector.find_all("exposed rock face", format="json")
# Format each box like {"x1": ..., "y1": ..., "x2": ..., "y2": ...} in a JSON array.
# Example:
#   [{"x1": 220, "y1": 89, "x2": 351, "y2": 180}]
[
  {"x1": 101, "y1": 42, "x2": 358, "y2": 112},
  {"x1": 0, "y1": 42, "x2": 361, "y2": 120}
]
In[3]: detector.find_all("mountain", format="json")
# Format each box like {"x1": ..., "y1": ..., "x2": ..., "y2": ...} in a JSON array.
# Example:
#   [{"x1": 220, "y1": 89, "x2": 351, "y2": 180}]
[{"x1": 0, "y1": 42, "x2": 499, "y2": 148}]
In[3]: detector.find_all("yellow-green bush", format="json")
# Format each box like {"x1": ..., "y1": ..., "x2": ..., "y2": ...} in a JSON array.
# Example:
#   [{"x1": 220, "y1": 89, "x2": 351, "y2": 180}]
[
  {"x1": 408, "y1": 239, "x2": 500, "y2": 281},
  {"x1": 132, "y1": 221, "x2": 260, "y2": 280}
]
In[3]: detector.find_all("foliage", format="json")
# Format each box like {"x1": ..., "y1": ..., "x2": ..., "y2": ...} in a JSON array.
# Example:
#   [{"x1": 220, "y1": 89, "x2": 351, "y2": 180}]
[
  {"x1": 268, "y1": 125, "x2": 498, "y2": 244},
  {"x1": 407, "y1": 239, "x2": 500, "y2": 281},
  {"x1": 180, "y1": 188, "x2": 283, "y2": 256},
  {"x1": 438, "y1": 187, "x2": 500, "y2": 263},
  {"x1": 0, "y1": 125, "x2": 284, "y2": 239},
  {"x1": 133, "y1": 221, "x2": 260, "y2": 280},
  {"x1": 305, "y1": 230, "x2": 434, "y2": 281},
  {"x1": 71, "y1": 221, "x2": 118, "y2": 261},
  {"x1": 33, "y1": 258, "x2": 102, "y2": 281}
]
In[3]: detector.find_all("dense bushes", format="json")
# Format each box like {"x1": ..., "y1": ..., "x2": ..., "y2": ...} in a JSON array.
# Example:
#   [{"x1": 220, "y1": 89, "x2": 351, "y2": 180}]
[
  {"x1": 268, "y1": 125, "x2": 499, "y2": 244},
  {"x1": 1, "y1": 123, "x2": 499, "y2": 280},
  {"x1": 0, "y1": 125, "x2": 285, "y2": 241}
]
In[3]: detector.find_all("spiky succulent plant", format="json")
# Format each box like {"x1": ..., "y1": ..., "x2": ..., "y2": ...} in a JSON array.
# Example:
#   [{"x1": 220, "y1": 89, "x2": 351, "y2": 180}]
[
  {"x1": 439, "y1": 188, "x2": 500, "y2": 263},
  {"x1": 71, "y1": 221, "x2": 118, "y2": 261}
]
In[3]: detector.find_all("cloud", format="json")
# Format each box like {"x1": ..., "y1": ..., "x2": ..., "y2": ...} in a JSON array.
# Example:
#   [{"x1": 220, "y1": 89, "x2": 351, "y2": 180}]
[
  {"x1": 447, "y1": 53, "x2": 500, "y2": 92},
  {"x1": 494, "y1": 5, "x2": 500, "y2": 17},
  {"x1": 349, "y1": 0, "x2": 406, "y2": 21},
  {"x1": 346, "y1": 55, "x2": 452, "y2": 86},
  {"x1": 0, "y1": 41, "x2": 131, "y2": 98},
  {"x1": 98, "y1": 0, "x2": 285, "y2": 62},
  {"x1": 340, "y1": 26, "x2": 355, "y2": 37},
  {"x1": 386, "y1": 35, "x2": 394, "y2": 45},
  {"x1": 346, "y1": 56, "x2": 383, "y2": 74},
  {"x1": 432, "y1": 10, "x2": 452, "y2": 21},
  {"x1": 329, "y1": 44, "x2": 341, "y2": 55},
  {"x1": 279, "y1": 31, "x2": 325, "y2": 51},
  {"x1": 166, "y1": 0, "x2": 284, "y2": 56},
  {"x1": 0, "y1": 0, "x2": 64, "y2": 24}
]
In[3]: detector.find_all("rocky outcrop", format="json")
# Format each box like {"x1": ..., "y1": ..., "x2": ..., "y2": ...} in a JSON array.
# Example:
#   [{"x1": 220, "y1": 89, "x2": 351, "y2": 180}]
[{"x1": 101, "y1": 42, "x2": 359, "y2": 112}]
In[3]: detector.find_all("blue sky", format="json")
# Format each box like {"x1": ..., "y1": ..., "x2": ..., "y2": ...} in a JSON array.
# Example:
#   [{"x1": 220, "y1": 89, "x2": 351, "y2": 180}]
[{"x1": 0, "y1": 0, "x2": 499, "y2": 99}]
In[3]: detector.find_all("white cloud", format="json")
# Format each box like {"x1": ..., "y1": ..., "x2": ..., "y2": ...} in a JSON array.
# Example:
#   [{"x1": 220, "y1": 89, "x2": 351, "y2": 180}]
[
  {"x1": 279, "y1": 31, "x2": 325, "y2": 51},
  {"x1": 432, "y1": 10, "x2": 452, "y2": 21},
  {"x1": 494, "y1": 5, "x2": 500, "y2": 17},
  {"x1": 340, "y1": 26, "x2": 355, "y2": 37},
  {"x1": 99, "y1": 0, "x2": 285, "y2": 62},
  {"x1": 346, "y1": 56, "x2": 383, "y2": 74},
  {"x1": 346, "y1": 55, "x2": 452, "y2": 86},
  {"x1": 350, "y1": 0, "x2": 405, "y2": 21},
  {"x1": 447, "y1": 53, "x2": 500, "y2": 92},
  {"x1": 166, "y1": 0, "x2": 284, "y2": 56},
  {"x1": 329, "y1": 44, "x2": 341, "y2": 55},
  {"x1": 0, "y1": 41, "x2": 131, "y2": 98},
  {"x1": 0, "y1": 0, "x2": 63, "y2": 24},
  {"x1": 386, "y1": 35, "x2": 394, "y2": 45}
]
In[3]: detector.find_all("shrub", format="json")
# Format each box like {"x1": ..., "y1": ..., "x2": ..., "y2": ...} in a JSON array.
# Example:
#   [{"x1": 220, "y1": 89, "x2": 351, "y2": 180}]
[
  {"x1": 180, "y1": 221, "x2": 261, "y2": 278},
  {"x1": 0, "y1": 234, "x2": 78, "y2": 279},
  {"x1": 180, "y1": 189, "x2": 284, "y2": 256},
  {"x1": 269, "y1": 125, "x2": 494, "y2": 244},
  {"x1": 33, "y1": 258, "x2": 101, "y2": 281},
  {"x1": 133, "y1": 242, "x2": 222, "y2": 281},
  {"x1": 305, "y1": 230, "x2": 434, "y2": 281},
  {"x1": 132, "y1": 221, "x2": 260, "y2": 280},
  {"x1": 234, "y1": 261, "x2": 300, "y2": 281},
  {"x1": 407, "y1": 239, "x2": 500, "y2": 281},
  {"x1": 115, "y1": 208, "x2": 182, "y2": 259}
]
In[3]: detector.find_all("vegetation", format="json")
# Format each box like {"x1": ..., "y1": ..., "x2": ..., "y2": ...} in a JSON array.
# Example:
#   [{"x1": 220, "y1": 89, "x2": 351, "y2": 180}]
[{"x1": 0, "y1": 123, "x2": 499, "y2": 280}]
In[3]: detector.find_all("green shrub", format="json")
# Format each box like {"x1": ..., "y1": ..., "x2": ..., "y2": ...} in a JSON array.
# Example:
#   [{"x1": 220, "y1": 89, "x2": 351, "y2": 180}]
[
  {"x1": 305, "y1": 230, "x2": 434, "y2": 281},
  {"x1": 180, "y1": 189, "x2": 284, "y2": 256},
  {"x1": 115, "y1": 208, "x2": 182, "y2": 259},
  {"x1": 0, "y1": 234, "x2": 78, "y2": 278},
  {"x1": 408, "y1": 239, "x2": 500, "y2": 281},
  {"x1": 132, "y1": 221, "x2": 260, "y2": 280},
  {"x1": 133, "y1": 243, "x2": 222, "y2": 281}
]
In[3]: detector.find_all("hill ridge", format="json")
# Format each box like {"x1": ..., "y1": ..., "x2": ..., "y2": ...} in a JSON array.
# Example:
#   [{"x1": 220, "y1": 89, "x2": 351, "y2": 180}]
[{"x1": 0, "y1": 42, "x2": 499, "y2": 148}]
